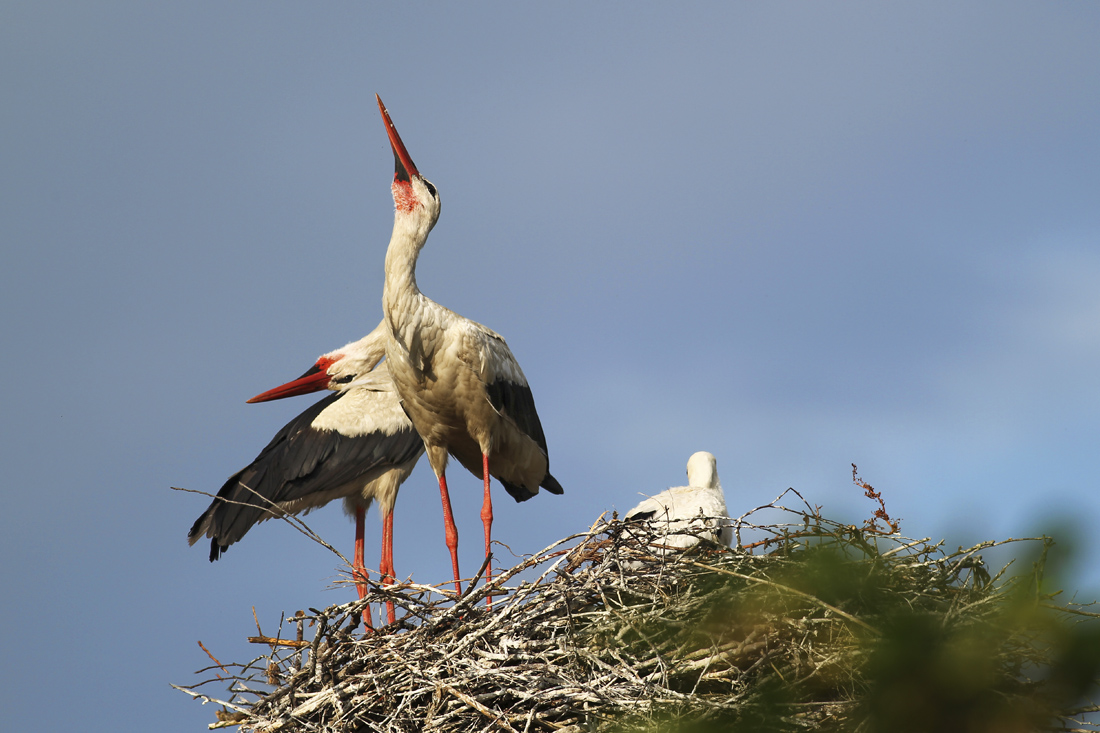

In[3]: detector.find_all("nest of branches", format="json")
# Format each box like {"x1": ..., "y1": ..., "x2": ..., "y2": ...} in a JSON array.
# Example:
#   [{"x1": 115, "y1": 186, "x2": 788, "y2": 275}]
[{"x1": 178, "y1": 484, "x2": 1100, "y2": 733}]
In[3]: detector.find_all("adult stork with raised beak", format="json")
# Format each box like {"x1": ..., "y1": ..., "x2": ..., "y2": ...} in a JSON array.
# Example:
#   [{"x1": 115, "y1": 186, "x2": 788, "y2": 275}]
[
  {"x1": 188, "y1": 321, "x2": 423, "y2": 625},
  {"x1": 375, "y1": 95, "x2": 563, "y2": 596}
]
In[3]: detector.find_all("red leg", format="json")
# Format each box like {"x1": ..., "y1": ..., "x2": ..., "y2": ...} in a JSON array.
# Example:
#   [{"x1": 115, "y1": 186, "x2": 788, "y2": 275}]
[
  {"x1": 354, "y1": 505, "x2": 373, "y2": 629},
  {"x1": 380, "y1": 509, "x2": 396, "y2": 625},
  {"x1": 438, "y1": 471, "x2": 462, "y2": 595},
  {"x1": 481, "y1": 452, "x2": 493, "y2": 608}
]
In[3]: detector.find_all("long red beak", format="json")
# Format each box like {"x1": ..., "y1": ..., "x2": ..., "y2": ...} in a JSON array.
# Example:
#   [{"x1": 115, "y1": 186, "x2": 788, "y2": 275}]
[
  {"x1": 246, "y1": 357, "x2": 337, "y2": 403},
  {"x1": 376, "y1": 94, "x2": 420, "y2": 182}
]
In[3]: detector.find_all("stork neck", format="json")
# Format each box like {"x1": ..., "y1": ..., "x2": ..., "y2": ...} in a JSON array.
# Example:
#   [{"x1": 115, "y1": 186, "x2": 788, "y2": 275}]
[{"x1": 383, "y1": 224, "x2": 424, "y2": 299}]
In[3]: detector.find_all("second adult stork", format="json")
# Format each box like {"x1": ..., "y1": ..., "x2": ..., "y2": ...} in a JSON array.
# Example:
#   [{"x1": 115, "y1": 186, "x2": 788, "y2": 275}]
[{"x1": 188, "y1": 322, "x2": 423, "y2": 624}]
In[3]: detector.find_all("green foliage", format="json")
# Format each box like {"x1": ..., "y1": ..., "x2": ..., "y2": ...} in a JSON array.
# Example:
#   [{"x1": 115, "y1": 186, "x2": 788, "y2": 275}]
[{"x1": 601, "y1": 525, "x2": 1100, "y2": 733}]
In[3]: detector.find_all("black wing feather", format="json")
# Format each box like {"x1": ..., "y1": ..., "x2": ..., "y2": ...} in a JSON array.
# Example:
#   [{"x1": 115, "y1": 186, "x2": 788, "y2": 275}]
[
  {"x1": 189, "y1": 391, "x2": 423, "y2": 561},
  {"x1": 485, "y1": 377, "x2": 563, "y2": 499},
  {"x1": 485, "y1": 378, "x2": 548, "y2": 454}
]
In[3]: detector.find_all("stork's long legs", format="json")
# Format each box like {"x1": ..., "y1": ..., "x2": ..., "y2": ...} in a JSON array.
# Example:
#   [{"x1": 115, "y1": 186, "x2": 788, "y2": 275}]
[
  {"x1": 353, "y1": 505, "x2": 373, "y2": 629},
  {"x1": 437, "y1": 473, "x2": 462, "y2": 595},
  {"x1": 380, "y1": 509, "x2": 396, "y2": 624},
  {"x1": 480, "y1": 452, "x2": 494, "y2": 608}
]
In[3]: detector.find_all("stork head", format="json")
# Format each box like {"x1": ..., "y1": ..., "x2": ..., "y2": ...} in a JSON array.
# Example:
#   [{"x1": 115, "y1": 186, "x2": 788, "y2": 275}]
[
  {"x1": 246, "y1": 322, "x2": 389, "y2": 403},
  {"x1": 686, "y1": 451, "x2": 720, "y2": 490},
  {"x1": 376, "y1": 94, "x2": 440, "y2": 235}
]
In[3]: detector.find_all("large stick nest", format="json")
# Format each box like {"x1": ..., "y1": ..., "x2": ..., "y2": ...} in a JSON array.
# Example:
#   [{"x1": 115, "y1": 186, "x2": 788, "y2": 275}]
[{"x1": 177, "y1": 488, "x2": 1100, "y2": 732}]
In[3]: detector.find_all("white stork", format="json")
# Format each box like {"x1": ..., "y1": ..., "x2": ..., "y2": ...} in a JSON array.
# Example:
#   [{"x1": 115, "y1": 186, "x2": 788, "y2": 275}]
[
  {"x1": 625, "y1": 451, "x2": 732, "y2": 551},
  {"x1": 375, "y1": 95, "x2": 563, "y2": 595},
  {"x1": 188, "y1": 321, "x2": 423, "y2": 625}
]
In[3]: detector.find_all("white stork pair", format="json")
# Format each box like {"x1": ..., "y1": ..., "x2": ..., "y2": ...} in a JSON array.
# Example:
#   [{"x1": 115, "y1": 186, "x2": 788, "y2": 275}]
[{"x1": 189, "y1": 97, "x2": 562, "y2": 621}]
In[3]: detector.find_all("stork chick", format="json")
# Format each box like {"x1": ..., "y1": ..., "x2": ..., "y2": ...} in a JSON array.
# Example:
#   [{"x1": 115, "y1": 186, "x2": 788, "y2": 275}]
[{"x1": 625, "y1": 451, "x2": 732, "y2": 551}]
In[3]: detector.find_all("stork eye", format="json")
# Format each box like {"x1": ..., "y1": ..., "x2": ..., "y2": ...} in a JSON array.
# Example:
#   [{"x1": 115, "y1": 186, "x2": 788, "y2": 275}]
[
  {"x1": 332, "y1": 375, "x2": 355, "y2": 384},
  {"x1": 424, "y1": 180, "x2": 437, "y2": 198}
]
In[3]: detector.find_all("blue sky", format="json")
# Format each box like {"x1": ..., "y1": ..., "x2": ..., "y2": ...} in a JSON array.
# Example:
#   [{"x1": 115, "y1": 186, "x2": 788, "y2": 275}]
[{"x1": 3, "y1": 3, "x2": 1099, "y2": 729}]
